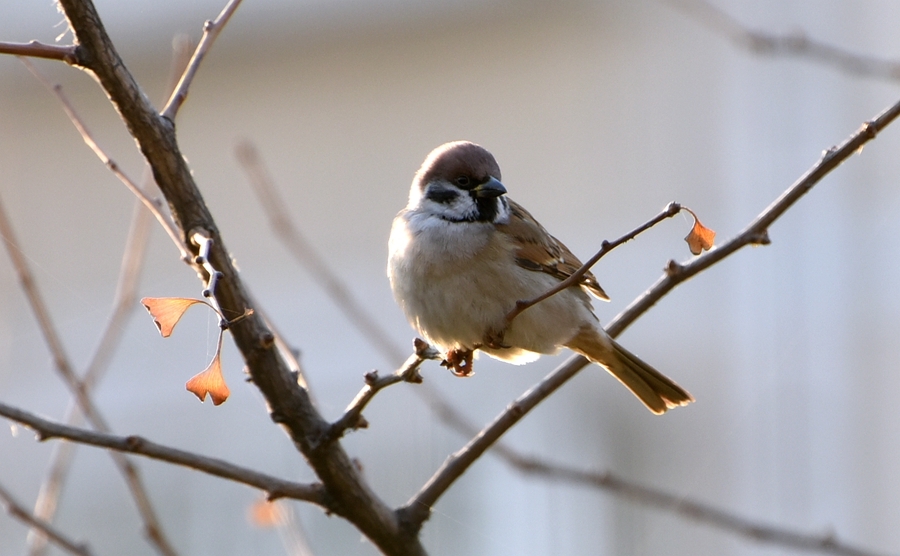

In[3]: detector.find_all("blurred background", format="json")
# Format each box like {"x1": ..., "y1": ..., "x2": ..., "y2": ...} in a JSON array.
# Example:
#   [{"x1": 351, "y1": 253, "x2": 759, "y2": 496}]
[{"x1": 2, "y1": 0, "x2": 900, "y2": 554}]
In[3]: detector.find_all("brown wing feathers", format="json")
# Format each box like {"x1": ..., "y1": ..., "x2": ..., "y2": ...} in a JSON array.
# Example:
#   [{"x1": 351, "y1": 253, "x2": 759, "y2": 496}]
[{"x1": 501, "y1": 200, "x2": 609, "y2": 301}]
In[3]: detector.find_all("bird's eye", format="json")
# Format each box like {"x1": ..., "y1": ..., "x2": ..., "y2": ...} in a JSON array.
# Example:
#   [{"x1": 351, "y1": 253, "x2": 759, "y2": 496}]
[{"x1": 455, "y1": 176, "x2": 470, "y2": 187}]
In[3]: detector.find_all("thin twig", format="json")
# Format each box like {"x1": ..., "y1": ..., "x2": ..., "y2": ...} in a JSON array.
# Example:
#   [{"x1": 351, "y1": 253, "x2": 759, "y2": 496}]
[
  {"x1": 607, "y1": 107, "x2": 899, "y2": 338},
  {"x1": 0, "y1": 41, "x2": 77, "y2": 63},
  {"x1": 0, "y1": 402, "x2": 329, "y2": 507},
  {"x1": 666, "y1": 0, "x2": 900, "y2": 81},
  {"x1": 400, "y1": 97, "x2": 900, "y2": 534},
  {"x1": 0, "y1": 482, "x2": 93, "y2": 556},
  {"x1": 0, "y1": 195, "x2": 180, "y2": 556},
  {"x1": 499, "y1": 201, "x2": 683, "y2": 334},
  {"x1": 324, "y1": 340, "x2": 440, "y2": 443},
  {"x1": 18, "y1": 57, "x2": 190, "y2": 261},
  {"x1": 160, "y1": 0, "x2": 244, "y2": 120}
]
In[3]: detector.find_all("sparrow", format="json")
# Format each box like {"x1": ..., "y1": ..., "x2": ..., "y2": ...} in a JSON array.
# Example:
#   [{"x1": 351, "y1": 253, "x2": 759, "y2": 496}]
[{"x1": 387, "y1": 141, "x2": 693, "y2": 414}]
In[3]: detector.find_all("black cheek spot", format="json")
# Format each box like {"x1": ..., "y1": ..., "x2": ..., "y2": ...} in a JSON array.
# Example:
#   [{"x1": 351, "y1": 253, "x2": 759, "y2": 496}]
[{"x1": 427, "y1": 188, "x2": 460, "y2": 204}]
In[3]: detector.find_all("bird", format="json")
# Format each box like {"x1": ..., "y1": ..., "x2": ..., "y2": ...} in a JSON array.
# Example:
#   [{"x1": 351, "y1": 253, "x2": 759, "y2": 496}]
[{"x1": 387, "y1": 141, "x2": 693, "y2": 414}]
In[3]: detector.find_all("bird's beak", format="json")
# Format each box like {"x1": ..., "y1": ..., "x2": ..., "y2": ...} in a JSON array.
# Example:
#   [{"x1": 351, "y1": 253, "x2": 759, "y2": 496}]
[{"x1": 473, "y1": 177, "x2": 506, "y2": 199}]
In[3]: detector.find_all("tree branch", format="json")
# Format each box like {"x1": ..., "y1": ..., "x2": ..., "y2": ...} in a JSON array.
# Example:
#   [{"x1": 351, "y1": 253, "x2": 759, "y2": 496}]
[
  {"x1": 48, "y1": 0, "x2": 426, "y2": 553},
  {"x1": 0, "y1": 482, "x2": 93, "y2": 556},
  {"x1": 19, "y1": 57, "x2": 190, "y2": 261},
  {"x1": 160, "y1": 0, "x2": 243, "y2": 120},
  {"x1": 666, "y1": 0, "x2": 900, "y2": 81},
  {"x1": 607, "y1": 106, "x2": 900, "y2": 339},
  {"x1": 400, "y1": 97, "x2": 900, "y2": 533},
  {"x1": 235, "y1": 141, "x2": 409, "y2": 365},
  {"x1": 0, "y1": 41, "x2": 78, "y2": 63},
  {"x1": 0, "y1": 401, "x2": 330, "y2": 507},
  {"x1": 324, "y1": 340, "x2": 440, "y2": 444}
]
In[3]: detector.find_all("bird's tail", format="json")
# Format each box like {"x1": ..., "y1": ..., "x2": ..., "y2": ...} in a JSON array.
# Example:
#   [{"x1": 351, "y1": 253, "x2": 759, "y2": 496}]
[{"x1": 565, "y1": 327, "x2": 693, "y2": 415}]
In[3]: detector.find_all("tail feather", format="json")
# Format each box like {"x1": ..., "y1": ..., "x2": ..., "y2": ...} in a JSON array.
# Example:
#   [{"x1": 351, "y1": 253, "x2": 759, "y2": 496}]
[{"x1": 566, "y1": 327, "x2": 693, "y2": 415}]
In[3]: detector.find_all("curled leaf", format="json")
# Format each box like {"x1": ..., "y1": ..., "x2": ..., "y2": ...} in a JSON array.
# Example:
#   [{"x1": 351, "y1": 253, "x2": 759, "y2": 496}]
[
  {"x1": 683, "y1": 210, "x2": 716, "y2": 255},
  {"x1": 248, "y1": 498, "x2": 284, "y2": 528},
  {"x1": 185, "y1": 334, "x2": 229, "y2": 405},
  {"x1": 141, "y1": 297, "x2": 207, "y2": 337}
]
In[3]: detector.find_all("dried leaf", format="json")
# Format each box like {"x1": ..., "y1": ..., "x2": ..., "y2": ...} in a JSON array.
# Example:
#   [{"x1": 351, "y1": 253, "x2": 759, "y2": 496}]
[
  {"x1": 248, "y1": 498, "x2": 284, "y2": 528},
  {"x1": 141, "y1": 297, "x2": 206, "y2": 337},
  {"x1": 185, "y1": 335, "x2": 229, "y2": 405},
  {"x1": 684, "y1": 216, "x2": 716, "y2": 255}
]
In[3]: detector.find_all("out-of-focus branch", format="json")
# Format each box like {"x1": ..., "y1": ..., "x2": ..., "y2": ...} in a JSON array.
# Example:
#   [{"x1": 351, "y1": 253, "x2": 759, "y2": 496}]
[
  {"x1": 666, "y1": 0, "x2": 900, "y2": 81},
  {"x1": 0, "y1": 41, "x2": 77, "y2": 63},
  {"x1": 28, "y1": 193, "x2": 153, "y2": 556},
  {"x1": 0, "y1": 402, "x2": 329, "y2": 506},
  {"x1": 400, "y1": 98, "x2": 900, "y2": 534},
  {"x1": 160, "y1": 0, "x2": 243, "y2": 120},
  {"x1": 19, "y1": 57, "x2": 190, "y2": 261},
  {"x1": 0, "y1": 482, "x2": 93, "y2": 556},
  {"x1": 234, "y1": 141, "x2": 408, "y2": 365},
  {"x1": 0, "y1": 194, "x2": 179, "y2": 556},
  {"x1": 493, "y1": 453, "x2": 888, "y2": 556}
]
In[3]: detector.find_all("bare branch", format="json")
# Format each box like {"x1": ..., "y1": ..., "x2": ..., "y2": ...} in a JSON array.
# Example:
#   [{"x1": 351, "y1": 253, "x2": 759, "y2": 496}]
[
  {"x1": 0, "y1": 402, "x2": 329, "y2": 507},
  {"x1": 324, "y1": 340, "x2": 440, "y2": 443},
  {"x1": 160, "y1": 0, "x2": 244, "y2": 120},
  {"x1": 19, "y1": 57, "x2": 190, "y2": 261},
  {"x1": 0, "y1": 41, "x2": 78, "y2": 63},
  {"x1": 400, "y1": 97, "x2": 900, "y2": 534},
  {"x1": 0, "y1": 482, "x2": 94, "y2": 556},
  {"x1": 607, "y1": 105, "x2": 900, "y2": 338},
  {"x1": 667, "y1": 0, "x2": 900, "y2": 81}
]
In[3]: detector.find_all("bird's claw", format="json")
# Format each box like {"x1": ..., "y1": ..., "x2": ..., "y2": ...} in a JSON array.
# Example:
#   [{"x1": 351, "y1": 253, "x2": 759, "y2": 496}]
[{"x1": 441, "y1": 348, "x2": 475, "y2": 377}]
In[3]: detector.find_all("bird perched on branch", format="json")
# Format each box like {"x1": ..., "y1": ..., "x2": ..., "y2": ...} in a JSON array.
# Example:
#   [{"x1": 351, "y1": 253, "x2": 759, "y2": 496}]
[{"x1": 388, "y1": 141, "x2": 692, "y2": 414}]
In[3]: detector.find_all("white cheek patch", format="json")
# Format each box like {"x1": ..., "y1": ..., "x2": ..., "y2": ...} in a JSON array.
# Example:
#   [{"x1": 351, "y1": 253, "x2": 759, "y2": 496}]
[
  {"x1": 419, "y1": 183, "x2": 480, "y2": 222},
  {"x1": 494, "y1": 197, "x2": 511, "y2": 225}
]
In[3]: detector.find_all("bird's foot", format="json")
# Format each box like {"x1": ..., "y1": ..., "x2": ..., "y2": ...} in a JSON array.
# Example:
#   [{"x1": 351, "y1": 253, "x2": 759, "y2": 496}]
[{"x1": 441, "y1": 348, "x2": 475, "y2": 377}]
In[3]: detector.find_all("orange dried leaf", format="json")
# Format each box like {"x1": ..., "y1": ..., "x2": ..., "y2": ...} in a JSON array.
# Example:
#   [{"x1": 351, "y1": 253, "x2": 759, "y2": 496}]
[
  {"x1": 248, "y1": 499, "x2": 284, "y2": 528},
  {"x1": 685, "y1": 218, "x2": 716, "y2": 255},
  {"x1": 141, "y1": 297, "x2": 206, "y2": 337},
  {"x1": 185, "y1": 346, "x2": 229, "y2": 405}
]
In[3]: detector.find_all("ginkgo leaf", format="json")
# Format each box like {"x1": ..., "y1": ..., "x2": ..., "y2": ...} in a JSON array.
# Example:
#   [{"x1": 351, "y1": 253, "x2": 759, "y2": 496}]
[
  {"x1": 248, "y1": 498, "x2": 284, "y2": 528},
  {"x1": 684, "y1": 213, "x2": 716, "y2": 255},
  {"x1": 141, "y1": 297, "x2": 207, "y2": 338},
  {"x1": 185, "y1": 334, "x2": 229, "y2": 405}
]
